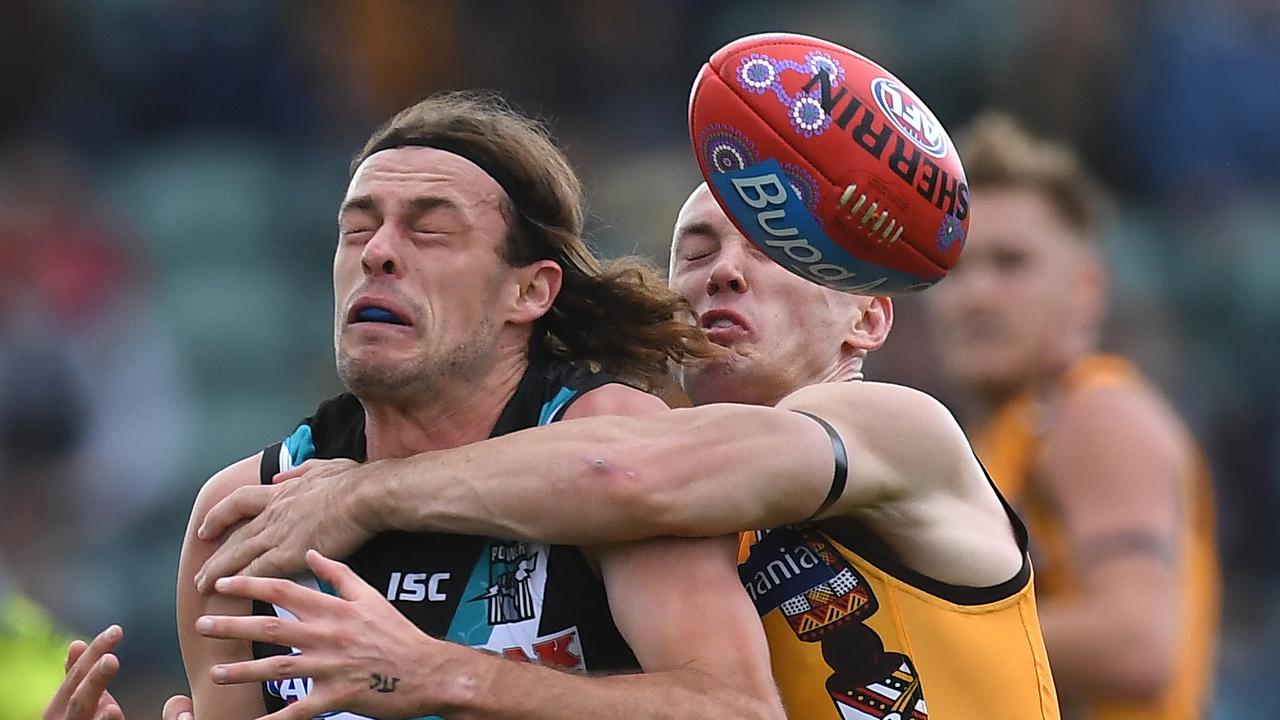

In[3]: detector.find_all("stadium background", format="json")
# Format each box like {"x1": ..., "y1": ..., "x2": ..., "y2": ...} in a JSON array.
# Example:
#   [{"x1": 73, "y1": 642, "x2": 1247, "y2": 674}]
[{"x1": 0, "y1": 0, "x2": 1277, "y2": 716}]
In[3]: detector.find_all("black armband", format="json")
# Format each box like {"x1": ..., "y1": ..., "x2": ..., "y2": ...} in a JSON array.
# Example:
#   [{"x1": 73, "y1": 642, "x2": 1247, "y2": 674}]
[{"x1": 792, "y1": 410, "x2": 848, "y2": 521}]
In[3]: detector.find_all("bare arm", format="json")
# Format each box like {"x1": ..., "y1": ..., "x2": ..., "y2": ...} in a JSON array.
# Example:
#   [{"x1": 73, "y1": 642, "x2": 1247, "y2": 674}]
[
  {"x1": 1036, "y1": 387, "x2": 1185, "y2": 698},
  {"x1": 177, "y1": 456, "x2": 270, "y2": 718},
  {"x1": 370, "y1": 402, "x2": 831, "y2": 542},
  {"x1": 373, "y1": 381, "x2": 976, "y2": 542},
  {"x1": 198, "y1": 381, "x2": 1014, "y2": 588},
  {"x1": 454, "y1": 536, "x2": 784, "y2": 720}
]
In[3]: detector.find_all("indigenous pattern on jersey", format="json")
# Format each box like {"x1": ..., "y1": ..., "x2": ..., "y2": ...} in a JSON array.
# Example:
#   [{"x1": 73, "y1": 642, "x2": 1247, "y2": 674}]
[
  {"x1": 738, "y1": 472, "x2": 1060, "y2": 720},
  {"x1": 978, "y1": 354, "x2": 1219, "y2": 720},
  {"x1": 252, "y1": 360, "x2": 639, "y2": 718}
]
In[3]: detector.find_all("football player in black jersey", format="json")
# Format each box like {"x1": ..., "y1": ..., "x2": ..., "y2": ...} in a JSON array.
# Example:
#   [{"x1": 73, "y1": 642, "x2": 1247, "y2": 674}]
[{"x1": 47, "y1": 92, "x2": 784, "y2": 720}]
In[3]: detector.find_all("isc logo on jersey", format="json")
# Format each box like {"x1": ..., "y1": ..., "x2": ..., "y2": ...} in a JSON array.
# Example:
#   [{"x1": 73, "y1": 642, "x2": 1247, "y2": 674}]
[
  {"x1": 386, "y1": 571, "x2": 450, "y2": 602},
  {"x1": 872, "y1": 77, "x2": 947, "y2": 159}
]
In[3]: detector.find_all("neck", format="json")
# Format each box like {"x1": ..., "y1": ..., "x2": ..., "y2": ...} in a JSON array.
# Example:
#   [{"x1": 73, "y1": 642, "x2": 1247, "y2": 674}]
[
  {"x1": 817, "y1": 351, "x2": 865, "y2": 385},
  {"x1": 690, "y1": 352, "x2": 865, "y2": 408},
  {"x1": 361, "y1": 348, "x2": 529, "y2": 460}
]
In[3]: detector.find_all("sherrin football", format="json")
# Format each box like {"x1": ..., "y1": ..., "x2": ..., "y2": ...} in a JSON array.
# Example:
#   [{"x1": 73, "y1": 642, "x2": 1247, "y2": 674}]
[{"x1": 688, "y1": 33, "x2": 969, "y2": 294}]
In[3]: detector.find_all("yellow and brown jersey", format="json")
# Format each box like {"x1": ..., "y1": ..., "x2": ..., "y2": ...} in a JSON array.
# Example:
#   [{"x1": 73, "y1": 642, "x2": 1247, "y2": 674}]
[
  {"x1": 977, "y1": 354, "x2": 1220, "y2": 720},
  {"x1": 738, "y1": 498, "x2": 1059, "y2": 720}
]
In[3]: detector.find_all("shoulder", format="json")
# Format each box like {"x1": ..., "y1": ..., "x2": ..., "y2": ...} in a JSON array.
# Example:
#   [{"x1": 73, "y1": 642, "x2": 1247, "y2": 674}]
[
  {"x1": 190, "y1": 453, "x2": 264, "y2": 525},
  {"x1": 306, "y1": 393, "x2": 364, "y2": 458},
  {"x1": 782, "y1": 379, "x2": 953, "y2": 416},
  {"x1": 1046, "y1": 381, "x2": 1189, "y2": 499},
  {"x1": 561, "y1": 382, "x2": 670, "y2": 420},
  {"x1": 1055, "y1": 381, "x2": 1186, "y2": 456},
  {"x1": 781, "y1": 381, "x2": 971, "y2": 456},
  {"x1": 779, "y1": 380, "x2": 985, "y2": 509}
]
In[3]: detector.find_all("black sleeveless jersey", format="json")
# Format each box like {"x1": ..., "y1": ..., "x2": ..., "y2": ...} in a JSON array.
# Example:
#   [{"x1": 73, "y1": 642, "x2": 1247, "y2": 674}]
[{"x1": 252, "y1": 360, "x2": 640, "y2": 717}]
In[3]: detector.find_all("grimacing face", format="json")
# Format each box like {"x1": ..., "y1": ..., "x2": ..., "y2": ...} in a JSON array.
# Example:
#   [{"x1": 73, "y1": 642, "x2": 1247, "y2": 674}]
[
  {"x1": 924, "y1": 186, "x2": 1102, "y2": 398},
  {"x1": 333, "y1": 147, "x2": 520, "y2": 404},
  {"x1": 668, "y1": 184, "x2": 873, "y2": 406}
]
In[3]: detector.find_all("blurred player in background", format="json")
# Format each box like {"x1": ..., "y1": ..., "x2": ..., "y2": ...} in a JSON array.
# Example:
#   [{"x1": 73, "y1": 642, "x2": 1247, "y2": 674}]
[
  {"x1": 925, "y1": 113, "x2": 1220, "y2": 719},
  {"x1": 1, "y1": 331, "x2": 90, "y2": 718},
  {"x1": 0, "y1": 577, "x2": 80, "y2": 720}
]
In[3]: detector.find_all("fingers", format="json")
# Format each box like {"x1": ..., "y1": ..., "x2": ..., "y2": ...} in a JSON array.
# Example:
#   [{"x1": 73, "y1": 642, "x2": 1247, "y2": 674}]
[
  {"x1": 241, "y1": 546, "x2": 291, "y2": 583},
  {"x1": 259, "y1": 693, "x2": 327, "y2": 720},
  {"x1": 96, "y1": 705, "x2": 125, "y2": 720},
  {"x1": 50, "y1": 626, "x2": 123, "y2": 712},
  {"x1": 195, "y1": 522, "x2": 269, "y2": 594},
  {"x1": 197, "y1": 484, "x2": 275, "y2": 542},
  {"x1": 65, "y1": 640, "x2": 88, "y2": 671},
  {"x1": 212, "y1": 575, "x2": 342, "y2": 618},
  {"x1": 211, "y1": 653, "x2": 315, "y2": 686},
  {"x1": 196, "y1": 614, "x2": 313, "y2": 649},
  {"x1": 65, "y1": 653, "x2": 118, "y2": 720},
  {"x1": 270, "y1": 458, "x2": 355, "y2": 485},
  {"x1": 270, "y1": 458, "x2": 323, "y2": 485},
  {"x1": 161, "y1": 694, "x2": 194, "y2": 720},
  {"x1": 305, "y1": 550, "x2": 376, "y2": 602}
]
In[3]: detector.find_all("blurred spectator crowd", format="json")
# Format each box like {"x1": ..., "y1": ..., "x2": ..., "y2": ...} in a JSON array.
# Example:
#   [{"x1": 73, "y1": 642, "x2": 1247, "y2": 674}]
[{"x1": 0, "y1": 0, "x2": 1276, "y2": 716}]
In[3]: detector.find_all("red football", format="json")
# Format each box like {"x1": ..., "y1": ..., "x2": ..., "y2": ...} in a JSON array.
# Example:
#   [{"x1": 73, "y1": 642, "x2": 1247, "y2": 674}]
[{"x1": 688, "y1": 33, "x2": 968, "y2": 294}]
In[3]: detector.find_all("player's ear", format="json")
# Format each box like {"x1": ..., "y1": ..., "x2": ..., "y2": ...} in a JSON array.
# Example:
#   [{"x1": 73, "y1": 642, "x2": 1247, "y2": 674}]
[
  {"x1": 845, "y1": 296, "x2": 893, "y2": 352},
  {"x1": 508, "y1": 259, "x2": 563, "y2": 324}
]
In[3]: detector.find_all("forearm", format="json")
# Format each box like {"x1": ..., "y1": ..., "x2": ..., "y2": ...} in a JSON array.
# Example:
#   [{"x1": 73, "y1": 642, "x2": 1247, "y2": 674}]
[
  {"x1": 367, "y1": 405, "x2": 831, "y2": 543},
  {"x1": 443, "y1": 649, "x2": 780, "y2": 720}
]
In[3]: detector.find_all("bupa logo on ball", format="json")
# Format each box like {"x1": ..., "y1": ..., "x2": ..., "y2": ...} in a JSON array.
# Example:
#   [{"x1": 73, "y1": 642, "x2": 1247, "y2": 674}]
[{"x1": 871, "y1": 77, "x2": 947, "y2": 159}]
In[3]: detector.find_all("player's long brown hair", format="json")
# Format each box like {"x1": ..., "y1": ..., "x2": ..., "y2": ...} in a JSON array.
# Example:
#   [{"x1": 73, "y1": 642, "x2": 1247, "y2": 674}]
[{"x1": 353, "y1": 91, "x2": 714, "y2": 390}]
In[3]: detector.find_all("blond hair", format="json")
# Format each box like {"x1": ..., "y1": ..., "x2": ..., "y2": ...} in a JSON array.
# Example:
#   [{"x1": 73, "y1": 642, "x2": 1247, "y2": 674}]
[{"x1": 958, "y1": 112, "x2": 1110, "y2": 237}]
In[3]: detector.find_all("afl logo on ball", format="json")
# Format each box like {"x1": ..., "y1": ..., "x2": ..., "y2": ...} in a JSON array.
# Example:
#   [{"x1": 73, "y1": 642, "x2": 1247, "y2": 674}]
[{"x1": 871, "y1": 77, "x2": 947, "y2": 159}]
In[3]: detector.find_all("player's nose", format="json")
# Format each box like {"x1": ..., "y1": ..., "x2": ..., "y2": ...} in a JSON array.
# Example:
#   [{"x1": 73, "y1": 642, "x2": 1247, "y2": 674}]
[
  {"x1": 706, "y1": 242, "x2": 751, "y2": 296},
  {"x1": 361, "y1": 227, "x2": 403, "y2": 278}
]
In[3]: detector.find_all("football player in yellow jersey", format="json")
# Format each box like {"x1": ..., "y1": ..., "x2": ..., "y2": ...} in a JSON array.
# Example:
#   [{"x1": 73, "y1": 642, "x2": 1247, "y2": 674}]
[
  {"x1": 923, "y1": 113, "x2": 1220, "y2": 719},
  {"x1": 193, "y1": 183, "x2": 1061, "y2": 720}
]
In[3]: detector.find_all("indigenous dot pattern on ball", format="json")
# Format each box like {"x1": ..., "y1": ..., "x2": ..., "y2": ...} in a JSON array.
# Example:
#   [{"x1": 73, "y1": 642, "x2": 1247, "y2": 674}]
[
  {"x1": 699, "y1": 124, "x2": 759, "y2": 174},
  {"x1": 738, "y1": 55, "x2": 777, "y2": 94},
  {"x1": 790, "y1": 96, "x2": 830, "y2": 138},
  {"x1": 782, "y1": 163, "x2": 820, "y2": 212},
  {"x1": 936, "y1": 213, "x2": 966, "y2": 252},
  {"x1": 805, "y1": 51, "x2": 845, "y2": 87},
  {"x1": 734, "y1": 52, "x2": 845, "y2": 140}
]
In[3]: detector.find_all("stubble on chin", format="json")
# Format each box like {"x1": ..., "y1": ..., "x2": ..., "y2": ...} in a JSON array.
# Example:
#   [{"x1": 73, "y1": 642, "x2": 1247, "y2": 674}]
[{"x1": 337, "y1": 352, "x2": 431, "y2": 405}]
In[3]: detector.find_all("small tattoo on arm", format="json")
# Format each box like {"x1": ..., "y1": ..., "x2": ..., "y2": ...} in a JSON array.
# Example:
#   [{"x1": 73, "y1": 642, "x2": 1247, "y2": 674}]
[{"x1": 369, "y1": 673, "x2": 401, "y2": 693}]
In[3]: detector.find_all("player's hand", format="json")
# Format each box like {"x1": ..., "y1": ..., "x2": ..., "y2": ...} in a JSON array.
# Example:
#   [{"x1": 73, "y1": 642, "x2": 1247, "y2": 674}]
[
  {"x1": 160, "y1": 695, "x2": 194, "y2": 720},
  {"x1": 43, "y1": 626, "x2": 198, "y2": 720},
  {"x1": 195, "y1": 458, "x2": 378, "y2": 592},
  {"x1": 196, "y1": 550, "x2": 466, "y2": 720},
  {"x1": 44, "y1": 626, "x2": 124, "y2": 720}
]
